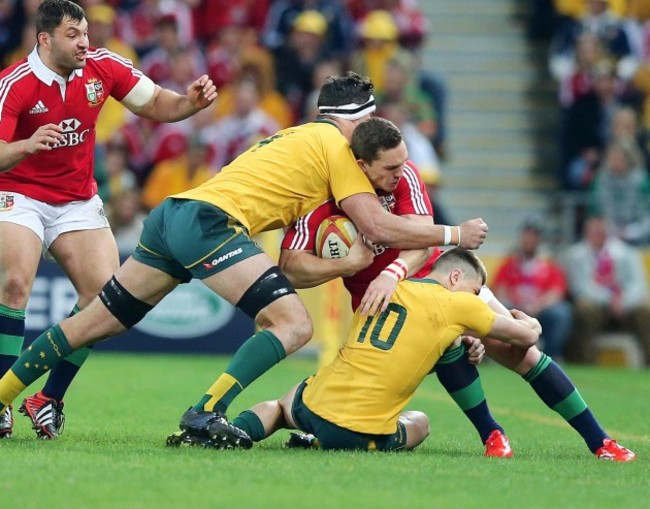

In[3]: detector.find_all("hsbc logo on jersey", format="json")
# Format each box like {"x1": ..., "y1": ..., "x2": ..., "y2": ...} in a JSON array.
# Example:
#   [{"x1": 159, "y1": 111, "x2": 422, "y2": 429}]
[
  {"x1": 60, "y1": 118, "x2": 81, "y2": 132},
  {"x1": 50, "y1": 118, "x2": 90, "y2": 148}
]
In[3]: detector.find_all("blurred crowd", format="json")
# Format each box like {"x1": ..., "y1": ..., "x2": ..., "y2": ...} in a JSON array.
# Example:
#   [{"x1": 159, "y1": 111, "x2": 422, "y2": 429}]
[
  {"x1": 515, "y1": 0, "x2": 650, "y2": 365},
  {"x1": 532, "y1": 0, "x2": 650, "y2": 245},
  {"x1": 0, "y1": 0, "x2": 446, "y2": 254}
]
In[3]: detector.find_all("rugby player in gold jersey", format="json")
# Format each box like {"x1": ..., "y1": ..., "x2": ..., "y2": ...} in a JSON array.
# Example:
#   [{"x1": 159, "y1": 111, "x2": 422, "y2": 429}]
[{"x1": 0, "y1": 73, "x2": 489, "y2": 449}]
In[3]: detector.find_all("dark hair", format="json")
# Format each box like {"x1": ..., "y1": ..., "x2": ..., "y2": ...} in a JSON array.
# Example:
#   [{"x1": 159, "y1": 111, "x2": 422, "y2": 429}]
[
  {"x1": 317, "y1": 71, "x2": 374, "y2": 108},
  {"x1": 433, "y1": 248, "x2": 487, "y2": 286},
  {"x1": 37, "y1": 0, "x2": 85, "y2": 36},
  {"x1": 350, "y1": 117, "x2": 402, "y2": 162},
  {"x1": 520, "y1": 215, "x2": 544, "y2": 234}
]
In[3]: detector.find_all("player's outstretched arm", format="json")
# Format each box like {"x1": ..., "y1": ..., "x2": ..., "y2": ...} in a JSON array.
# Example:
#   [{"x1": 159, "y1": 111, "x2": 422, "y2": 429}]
[
  {"x1": 279, "y1": 236, "x2": 374, "y2": 289},
  {"x1": 131, "y1": 75, "x2": 218, "y2": 123},
  {"x1": 0, "y1": 124, "x2": 64, "y2": 173},
  {"x1": 340, "y1": 193, "x2": 488, "y2": 250},
  {"x1": 481, "y1": 311, "x2": 541, "y2": 348}
]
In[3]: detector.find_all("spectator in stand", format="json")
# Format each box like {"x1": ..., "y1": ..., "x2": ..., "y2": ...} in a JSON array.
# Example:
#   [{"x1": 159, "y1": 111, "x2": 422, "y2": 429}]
[
  {"x1": 158, "y1": 48, "x2": 203, "y2": 95},
  {"x1": 345, "y1": 0, "x2": 429, "y2": 50},
  {"x1": 141, "y1": 136, "x2": 214, "y2": 211},
  {"x1": 108, "y1": 188, "x2": 147, "y2": 256},
  {"x1": 350, "y1": 10, "x2": 413, "y2": 95},
  {"x1": 589, "y1": 138, "x2": 650, "y2": 244},
  {"x1": 204, "y1": 13, "x2": 274, "y2": 90},
  {"x1": 377, "y1": 57, "x2": 437, "y2": 141},
  {"x1": 86, "y1": 4, "x2": 138, "y2": 64},
  {"x1": 261, "y1": 0, "x2": 356, "y2": 59},
  {"x1": 491, "y1": 218, "x2": 573, "y2": 359},
  {"x1": 104, "y1": 139, "x2": 138, "y2": 199},
  {"x1": 562, "y1": 216, "x2": 650, "y2": 365},
  {"x1": 273, "y1": 10, "x2": 332, "y2": 121},
  {"x1": 551, "y1": 32, "x2": 604, "y2": 108},
  {"x1": 350, "y1": 9, "x2": 447, "y2": 157},
  {"x1": 3, "y1": 19, "x2": 36, "y2": 67},
  {"x1": 203, "y1": 78, "x2": 280, "y2": 168},
  {"x1": 561, "y1": 59, "x2": 624, "y2": 188},
  {"x1": 549, "y1": 0, "x2": 638, "y2": 83},
  {"x1": 139, "y1": 14, "x2": 206, "y2": 86},
  {"x1": 116, "y1": 0, "x2": 195, "y2": 58},
  {"x1": 133, "y1": 48, "x2": 210, "y2": 173},
  {"x1": 213, "y1": 60, "x2": 294, "y2": 129},
  {"x1": 609, "y1": 105, "x2": 650, "y2": 169},
  {"x1": 0, "y1": 0, "x2": 40, "y2": 64},
  {"x1": 191, "y1": 0, "x2": 270, "y2": 43}
]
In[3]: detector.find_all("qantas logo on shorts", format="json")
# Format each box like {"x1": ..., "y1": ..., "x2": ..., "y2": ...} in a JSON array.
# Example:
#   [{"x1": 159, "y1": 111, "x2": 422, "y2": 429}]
[{"x1": 202, "y1": 248, "x2": 243, "y2": 270}]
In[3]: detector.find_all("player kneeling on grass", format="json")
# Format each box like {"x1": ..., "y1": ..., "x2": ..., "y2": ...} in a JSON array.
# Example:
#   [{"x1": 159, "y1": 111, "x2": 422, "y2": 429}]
[{"x1": 170, "y1": 248, "x2": 540, "y2": 451}]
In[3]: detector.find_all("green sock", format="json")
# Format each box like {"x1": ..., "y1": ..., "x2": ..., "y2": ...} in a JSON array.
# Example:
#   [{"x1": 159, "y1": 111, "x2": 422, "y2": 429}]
[
  {"x1": 13, "y1": 324, "x2": 73, "y2": 384},
  {"x1": 232, "y1": 409, "x2": 267, "y2": 442},
  {"x1": 0, "y1": 304, "x2": 26, "y2": 377},
  {"x1": 42, "y1": 304, "x2": 93, "y2": 401},
  {"x1": 0, "y1": 325, "x2": 73, "y2": 409},
  {"x1": 195, "y1": 330, "x2": 286, "y2": 413},
  {"x1": 436, "y1": 344, "x2": 503, "y2": 443}
]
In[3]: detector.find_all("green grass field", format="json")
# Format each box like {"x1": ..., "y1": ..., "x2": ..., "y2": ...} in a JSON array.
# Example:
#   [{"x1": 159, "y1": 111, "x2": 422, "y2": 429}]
[{"x1": 1, "y1": 353, "x2": 648, "y2": 509}]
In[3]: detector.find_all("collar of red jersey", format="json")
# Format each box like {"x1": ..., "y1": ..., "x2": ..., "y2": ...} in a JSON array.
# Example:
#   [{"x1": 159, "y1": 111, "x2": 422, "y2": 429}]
[{"x1": 28, "y1": 46, "x2": 83, "y2": 86}]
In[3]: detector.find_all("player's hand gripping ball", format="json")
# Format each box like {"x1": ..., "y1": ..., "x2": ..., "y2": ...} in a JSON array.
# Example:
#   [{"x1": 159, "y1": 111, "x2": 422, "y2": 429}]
[{"x1": 315, "y1": 215, "x2": 358, "y2": 258}]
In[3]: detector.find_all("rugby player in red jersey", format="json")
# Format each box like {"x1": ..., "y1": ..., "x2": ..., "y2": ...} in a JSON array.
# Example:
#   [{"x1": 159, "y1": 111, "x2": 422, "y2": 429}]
[{"x1": 0, "y1": 0, "x2": 216, "y2": 439}]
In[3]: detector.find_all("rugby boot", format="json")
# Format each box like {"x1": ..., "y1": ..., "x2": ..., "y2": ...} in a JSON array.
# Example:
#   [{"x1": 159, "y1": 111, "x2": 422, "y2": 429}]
[
  {"x1": 178, "y1": 407, "x2": 253, "y2": 450},
  {"x1": 594, "y1": 439, "x2": 636, "y2": 462},
  {"x1": 284, "y1": 431, "x2": 319, "y2": 449},
  {"x1": 0, "y1": 405, "x2": 13, "y2": 439},
  {"x1": 484, "y1": 429, "x2": 513, "y2": 458},
  {"x1": 19, "y1": 391, "x2": 65, "y2": 439}
]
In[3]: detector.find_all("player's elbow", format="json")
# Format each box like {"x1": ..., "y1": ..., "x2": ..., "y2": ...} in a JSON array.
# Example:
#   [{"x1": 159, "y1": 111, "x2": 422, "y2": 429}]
[{"x1": 357, "y1": 218, "x2": 392, "y2": 246}]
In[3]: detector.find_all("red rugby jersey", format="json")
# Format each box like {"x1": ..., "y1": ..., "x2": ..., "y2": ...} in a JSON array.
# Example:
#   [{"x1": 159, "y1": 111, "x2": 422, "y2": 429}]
[
  {"x1": 0, "y1": 47, "x2": 143, "y2": 204},
  {"x1": 281, "y1": 161, "x2": 442, "y2": 310}
]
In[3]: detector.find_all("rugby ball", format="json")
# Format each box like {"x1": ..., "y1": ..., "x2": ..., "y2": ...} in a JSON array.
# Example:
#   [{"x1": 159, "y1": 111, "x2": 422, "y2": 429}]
[{"x1": 315, "y1": 215, "x2": 358, "y2": 258}]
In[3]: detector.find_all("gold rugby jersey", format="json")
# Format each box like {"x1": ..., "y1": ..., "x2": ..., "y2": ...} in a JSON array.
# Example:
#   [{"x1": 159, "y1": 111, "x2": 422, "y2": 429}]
[
  {"x1": 174, "y1": 121, "x2": 375, "y2": 235},
  {"x1": 303, "y1": 278, "x2": 496, "y2": 434}
]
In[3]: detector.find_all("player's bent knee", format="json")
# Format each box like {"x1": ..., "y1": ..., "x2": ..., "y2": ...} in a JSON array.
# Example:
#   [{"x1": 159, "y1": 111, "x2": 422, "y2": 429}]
[
  {"x1": 237, "y1": 267, "x2": 297, "y2": 319},
  {"x1": 401, "y1": 411, "x2": 430, "y2": 449},
  {"x1": 99, "y1": 276, "x2": 153, "y2": 329}
]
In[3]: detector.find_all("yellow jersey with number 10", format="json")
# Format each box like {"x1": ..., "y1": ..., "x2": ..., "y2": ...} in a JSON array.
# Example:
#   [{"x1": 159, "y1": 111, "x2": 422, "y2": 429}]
[
  {"x1": 303, "y1": 278, "x2": 497, "y2": 435},
  {"x1": 173, "y1": 120, "x2": 376, "y2": 235}
]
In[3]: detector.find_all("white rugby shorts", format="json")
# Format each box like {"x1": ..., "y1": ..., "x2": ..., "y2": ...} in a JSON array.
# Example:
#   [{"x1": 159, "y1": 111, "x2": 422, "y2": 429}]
[{"x1": 0, "y1": 192, "x2": 109, "y2": 248}]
